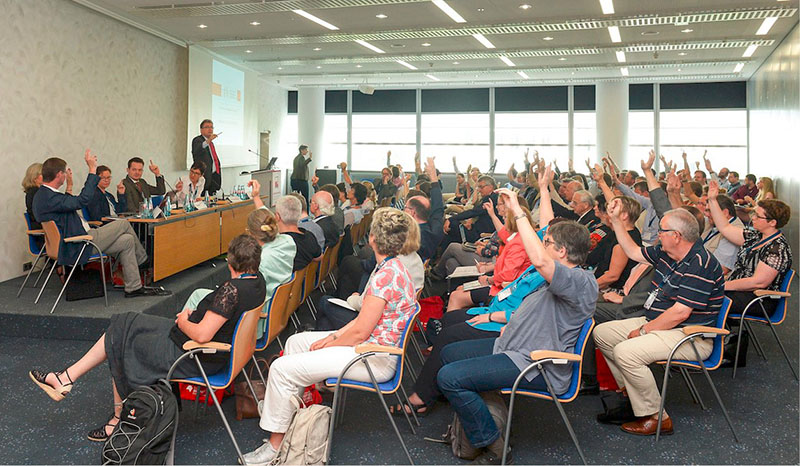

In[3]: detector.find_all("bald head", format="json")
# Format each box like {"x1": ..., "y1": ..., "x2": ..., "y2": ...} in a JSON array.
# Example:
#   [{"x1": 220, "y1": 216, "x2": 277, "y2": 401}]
[
  {"x1": 405, "y1": 195, "x2": 431, "y2": 223},
  {"x1": 560, "y1": 180, "x2": 583, "y2": 202},
  {"x1": 311, "y1": 191, "x2": 334, "y2": 216}
]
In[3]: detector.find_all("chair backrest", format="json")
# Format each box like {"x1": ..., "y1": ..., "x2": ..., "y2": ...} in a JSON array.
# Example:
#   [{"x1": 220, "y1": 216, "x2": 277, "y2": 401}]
[
  {"x1": 304, "y1": 260, "x2": 320, "y2": 299},
  {"x1": 328, "y1": 238, "x2": 342, "y2": 274},
  {"x1": 559, "y1": 318, "x2": 596, "y2": 402},
  {"x1": 317, "y1": 247, "x2": 332, "y2": 284},
  {"x1": 223, "y1": 302, "x2": 265, "y2": 388},
  {"x1": 24, "y1": 213, "x2": 43, "y2": 255},
  {"x1": 770, "y1": 269, "x2": 795, "y2": 325},
  {"x1": 258, "y1": 274, "x2": 295, "y2": 350},
  {"x1": 81, "y1": 206, "x2": 92, "y2": 223},
  {"x1": 40, "y1": 221, "x2": 62, "y2": 261},
  {"x1": 706, "y1": 296, "x2": 733, "y2": 369},
  {"x1": 287, "y1": 267, "x2": 307, "y2": 314},
  {"x1": 383, "y1": 304, "x2": 421, "y2": 392}
]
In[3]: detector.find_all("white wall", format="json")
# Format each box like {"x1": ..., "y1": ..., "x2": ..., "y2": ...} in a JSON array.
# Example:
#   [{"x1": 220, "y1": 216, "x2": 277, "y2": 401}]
[
  {"x1": 748, "y1": 23, "x2": 800, "y2": 254},
  {"x1": 0, "y1": 0, "x2": 286, "y2": 281}
]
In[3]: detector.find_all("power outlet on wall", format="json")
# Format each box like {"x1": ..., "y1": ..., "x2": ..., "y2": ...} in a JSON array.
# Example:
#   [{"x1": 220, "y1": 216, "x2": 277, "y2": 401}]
[{"x1": 23, "y1": 262, "x2": 32, "y2": 271}]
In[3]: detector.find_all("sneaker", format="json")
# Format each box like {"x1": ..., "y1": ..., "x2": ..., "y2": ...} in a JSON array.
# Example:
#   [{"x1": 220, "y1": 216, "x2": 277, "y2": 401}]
[
  {"x1": 470, "y1": 448, "x2": 512, "y2": 465},
  {"x1": 241, "y1": 440, "x2": 278, "y2": 466},
  {"x1": 124, "y1": 286, "x2": 172, "y2": 298}
]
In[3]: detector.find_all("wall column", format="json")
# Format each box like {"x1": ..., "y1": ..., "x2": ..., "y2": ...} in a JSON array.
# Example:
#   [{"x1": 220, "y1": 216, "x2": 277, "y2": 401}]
[
  {"x1": 297, "y1": 87, "x2": 325, "y2": 190},
  {"x1": 596, "y1": 82, "x2": 629, "y2": 168}
]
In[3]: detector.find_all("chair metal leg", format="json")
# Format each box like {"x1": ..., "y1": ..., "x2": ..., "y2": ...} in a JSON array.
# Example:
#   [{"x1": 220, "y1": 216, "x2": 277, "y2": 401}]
[
  {"x1": 193, "y1": 357, "x2": 246, "y2": 465},
  {"x1": 307, "y1": 298, "x2": 317, "y2": 320},
  {"x1": 51, "y1": 244, "x2": 88, "y2": 314},
  {"x1": 404, "y1": 355, "x2": 417, "y2": 384},
  {"x1": 276, "y1": 336, "x2": 284, "y2": 351},
  {"x1": 35, "y1": 260, "x2": 58, "y2": 304},
  {"x1": 656, "y1": 359, "x2": 672, "y2": 442},
  {"x1": 252, "y1": 355, "x2": 268, "y2": 387},
  {"x1": 363, "y1": 359, "x2": 414, "y2": 464},
  {"x1": 746, "y1": 321, "x2": 767, "y2": 360},
  {"x1": 17, "y1": 248, "x2": 46, "y2": 298},
  {"x1": 394, "y1": 392, "x2": 416, "y2": 434},
  {"x1": 193, "y1": 385, "x2": 202, "y2": 419},
  {"x1": 409, "y1": 334, "x2": 425, "y2": 367},
  {"x1": 764, "y1": 318, "x2": 799, "y2": 381},
  {"x1": 541, "y1": 369, "x2": 586, "y2": 465},
  {"x1": 679, "y1": 367, "x2": 706, "y2": 410},
  {"x1": 34, "y1": 257, "x2": 51, "y2": 288},
  {"x1": 399, "y1": 383, "x2": 420, "y2": 427},
  {"x1": 242, "y1": 369, "x2": 260, "y2": 408},
  {"x1": 690, "y1": 341, "x2": 740, "y2": 443}
]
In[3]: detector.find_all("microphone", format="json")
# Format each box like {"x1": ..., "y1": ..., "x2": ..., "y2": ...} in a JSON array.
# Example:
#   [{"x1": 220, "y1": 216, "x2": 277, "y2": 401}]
[{"x1": 248, "y1": 149, "x2": 272, "y2": 163}]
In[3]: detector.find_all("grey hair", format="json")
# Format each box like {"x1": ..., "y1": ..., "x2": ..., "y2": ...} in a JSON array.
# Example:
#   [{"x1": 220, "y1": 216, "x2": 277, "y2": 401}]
[
  {"x1": 275, "y1": 195, "x2": 302, "y2": 225},
  {"x1": 314, "y1": 191, "x2": 335, "y2": 216},
  {"x1": 477, "y1": 175, "x2": 497, "y2": 189},
  {"x1": 573, "y1": 190, "x2": 595, "y2": 207},
  {"x1": 548, "y1": 221, "x2": 591, "y2": 265},
  {"x1": 664, "y1": 208, "x2": 700, "y2": 243}
]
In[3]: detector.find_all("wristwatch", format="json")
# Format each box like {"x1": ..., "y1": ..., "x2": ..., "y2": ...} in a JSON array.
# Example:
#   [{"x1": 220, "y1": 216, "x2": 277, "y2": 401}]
[{"x1": 638, "y1": 326, "x2": 647, "y2": 336}]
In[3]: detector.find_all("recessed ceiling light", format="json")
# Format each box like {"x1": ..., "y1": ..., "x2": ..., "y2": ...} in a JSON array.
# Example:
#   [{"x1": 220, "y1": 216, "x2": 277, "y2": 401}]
[
  {"x1": 641, "y1": 31, "x2": 659, "y2": 36},
  {"x1": 426, "y1": 74, "x2": 441, "y2": 81},
  {"x1": 756, "y1": 17, "x2": 778, "y2": 35},
  {"x1": 292, "y1": 9, "x2": 339, "y2": 30},
  {"x1": 197, "y1": 24, "x2": 207, "y2": 28},
  {"x1": 499, "y1": 56, "x2": 516, "y2": 67},
  {"x1": 571, "y1": 71, "x2": 575, "y2": 75},
  {"x1": 245, "y1": 50, "x2": 252, "y2": 53},
  {"x1": 376, "y1": 14, "x2": 387, "y2": 19},
  {"x1": 542, "y1": 36, "x2": 554, "y2": 41},
  {"x1": 621, "y1": 67, "x2": 629, "y2": 76},
  {"x1": 390, "y1": 44, "x2": 406, "y2": 48},
  {"x1": 250, "y1": 21, "x2": 261, "y2": 26},
  {"x1": 607, "y1": 26, "x2": 621, "y2": 43},
  {"x1": 681, "y1": 28, "x2": 693, "y2": 33},
  {"x1": 743, "y1": 44, "x2": 758, "y2": 57},
  {"x1": 396, "y1": 60, "x2": 418, "y2": 70},
  {"x1": 477, "y1": 8, "x2": 485, "y2": 11},
  {"x1": 316, "y1": 66, "x2": 322, "y2": 69},
  {"x1": 313, "y1": 47, "x2": 321, "y2": 51},
  {"x1": 432, "y1": 0, "x2": 467, "y2": 23},
  {"x1": 599, "y1": 0, "x2": 614, "y2": 15},
  {"x1": 677, "y1": 68, "x2": 682, "y2": 72},
  {"x1": 356, "y1": 64, "x2": 363, "y2": 68},
  {"x1": 278, "y1": 67, "x2": 283, "y2": 70},
  {"x1": 472, "y1": 33, "x2": 496, "y2": 49},
  {"x1": 678, "y1": 52, "x2": 688, "y2": 56},
  {"x1": 519, "y1": 4, "x2": 532, "y2": 9},
  {"x1": 517, "y1": 70, "x2": 530, "y2": 79},
  {"x1": 452, "y1": 61, "x2": 460, "y2": 64},
  {"x1": 422, "y1": 42, "x2": 432, "y2": 47},
  {"x1": 615, "y1": 51, "x2": 626, "y2": 63},
  {"x1": 354, "y1": 40, "x2": 386, "y2": 54},
  {"x1": 558, "y1": 57, "x2": 567, "y2": 61},
  {"x1": 733, "y1": 62, "x2": 744, "y2": 73}
]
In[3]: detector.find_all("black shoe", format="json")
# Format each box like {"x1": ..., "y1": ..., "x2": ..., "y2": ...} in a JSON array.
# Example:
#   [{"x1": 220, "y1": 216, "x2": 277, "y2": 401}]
[
  {"x1": 721, "y1": 331, "x2": 749, "y2": 368},
  {"x1": 471, "y1": 448, "x2": 511, "y2": 465},
  {"x1": 597, "y1": 394, "x2": 636, "y2": 425},
  {"x1": 124, "y1": 286, "x2": 172, "y2": 298},
  {"x1": 579, "y1": 380, "x2": 599, "y2": 396}
]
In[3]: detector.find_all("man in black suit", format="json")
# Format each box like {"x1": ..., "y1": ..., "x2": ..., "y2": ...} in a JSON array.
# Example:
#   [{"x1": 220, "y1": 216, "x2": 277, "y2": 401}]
[
  {"x1": 571, "y1": 189, "x2": 600, "y2": 231},
  {"x1": 33, "y1": 152, "x2": 169, "y2": 298},
  {"x1": 192, "y1": 119, "x2": 222, "y2": 195},
  {"x1": 122, "y1": 157, "x2": 166, "y2": 211},
  {"x1": 443, "y1": 175, "x2": 500, "y2": 244},
  {"x1": 405, "y1": 157, "x2": 445, "y2": 263},
  {"x1": 309, "y1": 190, "x2": 339, "y2": 249},
  {"x1": 291, "y1": 145, "x2": 312, "y2": 204}
]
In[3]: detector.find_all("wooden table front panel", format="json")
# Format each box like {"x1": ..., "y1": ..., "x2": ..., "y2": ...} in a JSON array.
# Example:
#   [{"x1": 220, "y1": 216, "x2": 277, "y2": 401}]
[
  {"x1": 152, "y1": 210, "x2": 222, "y2": 281},
  {"x1": 220, "y1": 202, "x2": 254, "y2": 252}
]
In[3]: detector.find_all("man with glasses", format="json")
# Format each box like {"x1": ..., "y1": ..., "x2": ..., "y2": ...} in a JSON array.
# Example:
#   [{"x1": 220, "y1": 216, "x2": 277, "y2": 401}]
[
  {"x1": 169, "y1": 161, "x2": 206, "y2": 208},
  {"x1": 443, "y1": 175, "x2": 500, "y2": 245},
  {"x1": 85, "y1": 165, "x2": 127, "y2": 221},
  {"x1": 191, "y1": 119, "x2": 222, "y2": 196},
  {"x1": 404, "y1": 157, "x2": 444, "y2": 262},
  {"x1": 593, "y1": 204, "x2": 724, "y2": 436}
]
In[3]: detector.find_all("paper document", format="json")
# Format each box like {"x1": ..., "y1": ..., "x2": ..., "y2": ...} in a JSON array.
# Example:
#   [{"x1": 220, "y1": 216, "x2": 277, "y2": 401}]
[
  {"x1": 447, "y1": 265, "x2": 482, "y2": 279},
  {"x1": 462, "y1": 280, "x2": 489, "y2": 291},
  {"x1": 327, "y1": 298, "x2": 356, "y2": 312}
]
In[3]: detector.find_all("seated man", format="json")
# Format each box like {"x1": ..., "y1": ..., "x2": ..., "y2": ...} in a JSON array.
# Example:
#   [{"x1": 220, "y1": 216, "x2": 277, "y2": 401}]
[
  {"x1": 343, "y1": 182, "x2": 368, "y2": 227},
  {"x1": 404, "y1": 157, "x2": 445, "y2": 263},
  {"x1": 275, "y1": 195, "x2": 322, "y2": 271},
  {"x1": 169, "y1": 161, "x2": 205, "y2": 208},
  {"x1": 33, "y1": 152, "x2": 170, "y2": 298},
  {"x1": 436, "y1": 181, "x2": 596, "y2": 464},
  {"x1": 594, "y1": 205, "x2": 724, "y2": 435},
  {"x1": 443, "y1": 175, "x2": 500, "y2": 245},
  {"x1": 122, "y1": 157, "x2": 166, "y2": 212},
  {"x1": 310, "y1": 190, "x2": 340, "y2": 249},
  {"x1": 289, "y1": 192, "x2": 325, "y2": 252},
  {"x1": 316, "y1": 184, "x2": 345, "y2": 235},
  {"x1": 85, "y1": 165, "x2": 127, "y2": 221}
]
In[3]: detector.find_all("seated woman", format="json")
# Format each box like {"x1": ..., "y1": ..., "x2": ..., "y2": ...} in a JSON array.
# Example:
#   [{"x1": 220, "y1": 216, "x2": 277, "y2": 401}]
[
  {"x1": 242, "y1": 208, "x2": 418, "y2": 466},
  {"x1": 446, "y1": 196, "x2": 532, "y2": 312},
  {"x1": 29, "y1": 234, "x2": 267, "y2": 441},
  {"x1": 742, "y1": 176, "x2": 776, "y2": 208},
  {"x1": 22, "y1": 162, "x2": 45, "y2": 249},
  {"x1": 707, "y1": 181, "x2": 792, "y2": 318},
  {"x1": 585, "y1": 195, "x2": 643, "y2": 292}
]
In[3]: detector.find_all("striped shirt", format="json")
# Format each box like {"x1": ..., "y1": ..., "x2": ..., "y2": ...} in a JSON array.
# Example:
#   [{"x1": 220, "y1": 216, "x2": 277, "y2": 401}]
[{"x1": 641, "y1": 240, "x2": 725, "y2": 326}]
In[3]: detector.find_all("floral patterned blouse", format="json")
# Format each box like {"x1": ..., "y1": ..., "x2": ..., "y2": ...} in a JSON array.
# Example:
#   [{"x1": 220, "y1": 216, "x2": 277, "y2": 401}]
[{"x1": 364, "y1": 257, "x2": 417, "y2": 347}]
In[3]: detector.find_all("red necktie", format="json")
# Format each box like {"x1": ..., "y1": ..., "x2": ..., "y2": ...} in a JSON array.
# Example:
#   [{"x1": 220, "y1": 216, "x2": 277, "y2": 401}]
[{"x1": 209, "y1": 142, "x2": 221, "y2": 174}]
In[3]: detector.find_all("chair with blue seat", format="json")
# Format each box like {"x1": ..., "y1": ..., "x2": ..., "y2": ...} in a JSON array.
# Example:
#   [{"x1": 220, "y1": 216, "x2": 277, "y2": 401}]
[
  {"x1": 17, "y1": 213, "x2": 49, "y2": 298},
  {"x1": 324, "y1": 305, "x2": 421, "y2": 465},
  {"x1": 500, "y1": 317, "x2": 595, "y2": 466},
  {"x1": 36, "y1": 220, "x2": 109, "y2": 314},
  {"x1": 250, "y1": 274, "x2": 296, "y2": 385},
  {"x1": 166, "y1": 302, "x2": 265, "y2": 465},
  {"x1": 728, "y1": 269, "x2": 796, "y2": 380},
  {"x1": 654, "y1": 296, "x2": 738, "y2": 442}
]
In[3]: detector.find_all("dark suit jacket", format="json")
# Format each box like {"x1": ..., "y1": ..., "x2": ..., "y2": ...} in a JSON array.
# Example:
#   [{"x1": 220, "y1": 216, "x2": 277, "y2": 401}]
[
  {"x1": 86, "y1": 187, "x2": 128, "y2": 221},
  {"x1": 418, "y1": 182, "x2": 445, "y2": 262},
  {"x1": 122, "y1": 175, "x2": 165, "y2": 212},
  {"x1": 33, "y1": 175, "x2": 99, "y2": 266},
  {"x1": 551, "y1": 200, "x2": 579, "y2": 221},
  {"x1": 577, "y1": 209, "x2": 600, "y2": 231},
  {"x1": 449, "y1": 192, "x2": 500, "y2": 237},
  {"x1": 594, "y1": 266, "x2": 655, "y2": 322},
  {"x1": 192, "y1": 135, "x2": 222, "y2": 194},
  {"x1": 315, "y1": 215, "x2": 340, "y2": 248}
]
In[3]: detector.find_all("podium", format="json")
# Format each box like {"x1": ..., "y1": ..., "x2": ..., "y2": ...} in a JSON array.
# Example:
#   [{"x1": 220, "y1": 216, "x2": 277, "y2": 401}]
[{"x1": 250, "y1": 169, "x2": 282, "y2": 208}]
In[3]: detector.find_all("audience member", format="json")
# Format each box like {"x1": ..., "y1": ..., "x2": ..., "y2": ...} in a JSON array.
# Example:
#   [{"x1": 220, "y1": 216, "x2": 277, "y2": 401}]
[
  {"x1": 732, "y1": 174, "x2": 758, "y2": 205},
  {"x1": 22, "y1": 162, "x2": 45, "y2": 230},
  {"x1": 404, "y1": 157, "x2": 444, "y2": 263},
  {"x1": 343, "y1": 182, "x2": 368, "y2": 227},
  {"x1": 444, "y1": 175, "x2": 500, "y2": 244},
  {"x1": 289, "y1": 192, "x2": 325, "y2": 252},
  {"x1": 726, "y1": 171, "x2": 742, "y2": 195},
  {"x1": 570, "y1": 189, "x2": 600, "y2": 231},
  {"x1": 309, "y1": 190, "x2": 340, "y2": 248},
  {"x1": 585, "y1": 196, "x2": 642, "y2": 291},
  {"x1": 697, "y1": 193, "x2": 742, "y2": 274},
  {"x1": 85, "y1": 165, "x2": 128, "y2": 221},
  {"x1": 274, "y1": 195, "x2": 322, "y2": 271},
  {"x1": 318, "y1": 183, "x2": 345, "y2": 234},
  {"x1": 121, "y1": 157, "x2": 166, "y2": 212}
]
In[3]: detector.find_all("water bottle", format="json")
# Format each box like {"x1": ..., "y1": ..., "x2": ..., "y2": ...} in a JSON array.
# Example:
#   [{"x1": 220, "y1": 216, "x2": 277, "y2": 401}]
[
  {"x1": 164, "y1": 200, "x2": 171, "y2": 217},
  {"x1": 205, "y1": 193, "x2": 210, "y2": 207}
]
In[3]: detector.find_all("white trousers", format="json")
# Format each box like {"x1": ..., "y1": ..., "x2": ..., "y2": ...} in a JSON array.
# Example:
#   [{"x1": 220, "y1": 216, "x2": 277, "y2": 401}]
[{"x1": 259, "y1": 331, "x2": 397, "y2": 433}]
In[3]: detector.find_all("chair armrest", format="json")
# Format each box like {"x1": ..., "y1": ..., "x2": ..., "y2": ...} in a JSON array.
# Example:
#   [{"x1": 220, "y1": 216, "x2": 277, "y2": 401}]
[
  {"x1": 754, "y1": 290, "x2": 790, "y2": 298},
  {"x1": 355, "y1": 344, "x2": 403, "y2": 355},
  {"x1": 182, "y1": 341, "x2": 231, "y2": 353},
  {"x1": 87, "y1": 221, "x2": 103, "y2": 227},
  {"x1": 27, "y1": 229, "x2": 44, "y2": 235},
  {"x1": 530, "y1": 350, "x2": 581, "y2": 363},
  {"x1": 63, "y1": 235, "x2": 93, "y2": 243},
  {"x1": 682, "y1": 326, "x2": 729, "y2": 337}
]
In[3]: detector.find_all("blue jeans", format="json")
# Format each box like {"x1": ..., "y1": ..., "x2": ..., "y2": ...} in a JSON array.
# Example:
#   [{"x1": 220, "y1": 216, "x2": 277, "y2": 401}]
[
  {"x1": 315, "y1": 295, "x2": 357, "y2": 331},
  {"x1": 437, "y1": 338, "x2": 546, "y2": 448}
]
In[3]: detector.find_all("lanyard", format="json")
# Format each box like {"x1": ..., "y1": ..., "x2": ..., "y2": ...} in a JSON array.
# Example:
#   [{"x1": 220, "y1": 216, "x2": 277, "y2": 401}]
[
  {"x1": 239, "y1": 273, "x2": 257, "y2": 279},
  {"x1": 702, "y1": 217, "x2": 736, "y2": 244},
  {"x1": 375, "y1": 256, "x2": 395, "y2": 272},
  {"x1": 745, "y1": 230, "x2": 781, "y2": 254}
]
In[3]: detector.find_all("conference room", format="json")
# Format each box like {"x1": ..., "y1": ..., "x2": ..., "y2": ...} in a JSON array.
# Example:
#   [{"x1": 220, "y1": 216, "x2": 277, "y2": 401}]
[{"x1": 2, "y1": 0, "x2": 798, "y2": 464}]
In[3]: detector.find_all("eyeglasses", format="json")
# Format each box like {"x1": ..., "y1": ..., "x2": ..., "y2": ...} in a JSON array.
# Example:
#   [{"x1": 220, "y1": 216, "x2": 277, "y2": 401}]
[
  {"x1": 543, "y1": 238, "x2": 555, "y2": 247},
  {"x1": 99, "y1": 176, "x2": 112, "y2": 180},
  {"x1": 749, "y1": 211, "x2": 772, "y2": 221},
  {"x1": 477, "y1": 184, "x2": 487, "y2": 190},
  {"x1": 658, "y1": 227, "x2": 677, "y2": 235}
]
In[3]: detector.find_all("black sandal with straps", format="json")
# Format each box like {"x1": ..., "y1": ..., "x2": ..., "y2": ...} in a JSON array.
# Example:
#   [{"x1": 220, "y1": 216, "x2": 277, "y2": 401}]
[
  {"x1": 29, "y1": 369, "x2": 73, "y2": 402},
  {"x1": 87, "y1": 414, "x2": 120, "y2": 442}
]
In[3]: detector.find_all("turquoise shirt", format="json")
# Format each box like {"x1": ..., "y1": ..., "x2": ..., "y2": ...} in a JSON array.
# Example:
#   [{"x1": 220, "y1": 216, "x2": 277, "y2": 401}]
[
  {"x1": 258, "y1": 234, "x2": 296, "y2": 337},
  {"x1": 466, "y1": 226, "x2": 548, "y2": 332}
]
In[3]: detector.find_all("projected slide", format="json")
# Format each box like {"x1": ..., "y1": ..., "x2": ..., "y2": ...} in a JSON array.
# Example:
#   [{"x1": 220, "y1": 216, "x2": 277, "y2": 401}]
[{"x1": 211, "y1": 60, "x2": 244, "y2": 146}]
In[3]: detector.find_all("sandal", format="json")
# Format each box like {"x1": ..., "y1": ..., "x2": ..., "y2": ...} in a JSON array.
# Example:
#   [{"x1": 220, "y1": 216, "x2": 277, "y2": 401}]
[
  {"x1": 391, "y1": 402, "x2": 429, "y2": 418},
  {"x1": 87, "y1": 410, "x2": 121, "y2": 442},
  {"x1": 29, "y1": 369, "x2": 73, "y2": 401}
]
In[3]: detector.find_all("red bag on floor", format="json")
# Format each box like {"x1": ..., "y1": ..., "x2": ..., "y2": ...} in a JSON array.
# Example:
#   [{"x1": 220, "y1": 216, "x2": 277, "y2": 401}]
[
  {"x1": 596, "y1": 349, "x2": 619, "y2": 392},
  {"x1": 416, "y1": 296, "x2": 445, "y2": 332},
  {"x1": 178, "y1": 382, "x2": 227, "y2": 406}
]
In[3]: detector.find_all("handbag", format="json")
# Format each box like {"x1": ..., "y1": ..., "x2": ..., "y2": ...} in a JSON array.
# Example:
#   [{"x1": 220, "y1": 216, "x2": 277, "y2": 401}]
[{"x1": 235, "y1": 357, "x2": 271, "y2": 420}]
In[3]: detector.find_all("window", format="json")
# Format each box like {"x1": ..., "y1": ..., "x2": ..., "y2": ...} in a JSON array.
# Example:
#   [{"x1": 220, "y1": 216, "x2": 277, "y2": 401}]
[
  {"x1": 351, "y1": 114, "x2": 417, "y2": 172},
  {"x1": 659, "y1": 110, "x2": 748, "y2": 174},
  {"x1": 573, "y1": 112, "x2": 597, "y2": 168},
  {"x1": 494, "y1": 112, "x2": 569, "y2": 174},
  {"x1": 628, "y1": 110, "x2": 655, "y2": 162},
  {"x1": 421, "y1": 113, "x2": 490, "y2": 173},
  {"x1": 321, "y1": 114, "x2": 348, "y2": 169}
]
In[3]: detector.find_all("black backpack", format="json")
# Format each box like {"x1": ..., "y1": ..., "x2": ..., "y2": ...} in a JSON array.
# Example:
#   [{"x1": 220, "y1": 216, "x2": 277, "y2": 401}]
[{"x1": 102, "y1": 381, "x2": 179, "y2": 465}]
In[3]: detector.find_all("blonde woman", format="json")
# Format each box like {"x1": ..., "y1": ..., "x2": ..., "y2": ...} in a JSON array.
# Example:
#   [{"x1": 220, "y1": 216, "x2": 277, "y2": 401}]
[
  {"x1": 22, "y1": 162, "x2": 44, "y2": 230},
  {"x1": 744, "y1": 176, "x2": 776, "y2": 206}
]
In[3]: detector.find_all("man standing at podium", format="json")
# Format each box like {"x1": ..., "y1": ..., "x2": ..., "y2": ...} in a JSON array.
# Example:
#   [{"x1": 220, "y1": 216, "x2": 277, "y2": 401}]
[
  {"x1": 192, "y1": 119, "x2": 222, "y2": 196},
  {"x1": 291, "y1": 144, "x2": 312, "y2": 204}
]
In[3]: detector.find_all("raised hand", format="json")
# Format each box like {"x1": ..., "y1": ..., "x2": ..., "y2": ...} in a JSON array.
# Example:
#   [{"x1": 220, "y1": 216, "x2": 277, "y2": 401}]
[
  {"x1": 425, "y1": 157, "x2": 438, "y2": 182},
  {"x1": 667, "y1": 168, "x2": 682, "y2": 194},
  {"x1": 494, "y1": 187, "x2": 521, "y2": 214},
  {"x1": 607, "y1": 197, "x2": 622, "y2": 220},
  {"x1": 523, "y1": 148, "x2": 530, "y2": 163},
  {"x1": 84, "y1": 149, "x2": 98, "y2": 171},
  {"x1": 682, "y1": 151, "x2": 688, "y2": 160},
  {"x1": 66, "y1": 167, "x2": 74, "y2": 186},
  {"x1": 248, "y1": 179, "x2": 261, "y2": 198},
  {"x1": 641, "y1": 150, "x2": 656, "y2": 172},
  {"x1": 149, "y1": 159, "x2": 161, "y2": 176},
  {"x1": 311, "y1": 175, "x2": 319, "y2": 186},
  {"x1": 537, "y1": 163, "x2": 554, "y2": 188},
  {"x1": 695, "y1": 161, "x2": 701, "y2": 170},
  {"x1": 707, "y1": 179, "x2": 720, "y2": 199},
  {"x1": 175, "y1": 180, "x2": 184, "y2": 192},
  {"x1": 482, "y1": 197, "x2": 495, "y2": 215},
  {"x1": 585, "y1": 157, "x2": 592, "y2": 171},
  {"x1": 591, "y1": 163, "x2": 605, "y2": 183},
  {"x1": 704, "y1": 156, "x2": 713, "y2": 173},
  {"x1": 117, "y1": 180, "x2": 125, "y2": 194}
]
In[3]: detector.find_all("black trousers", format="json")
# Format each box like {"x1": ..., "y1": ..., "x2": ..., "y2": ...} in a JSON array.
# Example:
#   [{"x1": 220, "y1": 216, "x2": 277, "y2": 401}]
[
  {"x1": 290, "y1": 179, "x2": 309, "y2": 205},
  {"x1": 412, "y1": 309, "x2": 500, "y2": 406},
  {"x1": 726, "y1": 290, "x2": 778, "y2": 319}
]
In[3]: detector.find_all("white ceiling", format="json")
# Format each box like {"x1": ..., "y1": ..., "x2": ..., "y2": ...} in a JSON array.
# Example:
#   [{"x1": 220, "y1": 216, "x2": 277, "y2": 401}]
[{"x1": 79, "y1": 0, "x2": 798, "y2": 89}]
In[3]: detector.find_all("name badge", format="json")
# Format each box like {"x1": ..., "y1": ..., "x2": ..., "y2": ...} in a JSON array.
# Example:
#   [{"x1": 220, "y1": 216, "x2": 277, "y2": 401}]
[
  {"x1": 643, "y1": 291, "x2": 657, "y2": 310},
  {"x1": 497, "y1": 287, "x2": 512, "y2": 301}
]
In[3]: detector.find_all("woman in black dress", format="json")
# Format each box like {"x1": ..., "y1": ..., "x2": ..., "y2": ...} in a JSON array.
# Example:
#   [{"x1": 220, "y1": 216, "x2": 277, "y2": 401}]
[{"x1": 29, "y1": 234, "x2": 267, "y2": 442}]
